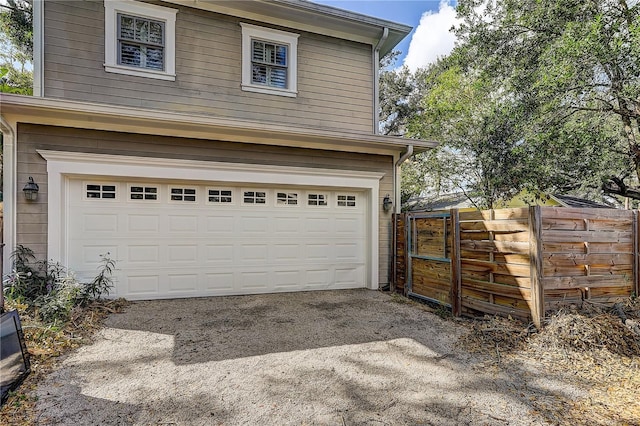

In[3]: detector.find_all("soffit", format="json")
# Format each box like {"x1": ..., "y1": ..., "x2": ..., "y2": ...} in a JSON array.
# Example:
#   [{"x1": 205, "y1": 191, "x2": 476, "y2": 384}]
[
  {"x1": 164, "y1": 0, "x2": 411, "y2": 56},
  {"x1": 0, "y1": 94, "x2": 437, "y2": 155}
]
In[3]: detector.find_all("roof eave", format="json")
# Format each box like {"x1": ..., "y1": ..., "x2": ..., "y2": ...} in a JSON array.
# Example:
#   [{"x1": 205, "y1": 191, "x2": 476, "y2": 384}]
[
  {"x1": 0, "y1": 94, "x2": 437, "y2": 155},
  {"x1": 164, "y1": 0, "x2": 411, "y2": 56}
]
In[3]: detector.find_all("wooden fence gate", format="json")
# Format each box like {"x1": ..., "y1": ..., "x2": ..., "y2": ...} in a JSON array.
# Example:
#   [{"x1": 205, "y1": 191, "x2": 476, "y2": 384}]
[{"x1": 400, "y1": 211, "x2": 461, "y2": 316}]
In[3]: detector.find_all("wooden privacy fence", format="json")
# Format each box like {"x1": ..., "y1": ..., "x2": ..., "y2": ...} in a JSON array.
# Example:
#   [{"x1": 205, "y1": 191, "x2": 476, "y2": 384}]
[{"x1": 392, "y1": 206, "x2": 639, "y2": 328}]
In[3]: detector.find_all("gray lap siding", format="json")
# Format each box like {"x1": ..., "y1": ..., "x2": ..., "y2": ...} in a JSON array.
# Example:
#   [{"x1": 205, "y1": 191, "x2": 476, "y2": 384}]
[{"x1": 43, "y1": 0, "x2": 374, "y2": 134}]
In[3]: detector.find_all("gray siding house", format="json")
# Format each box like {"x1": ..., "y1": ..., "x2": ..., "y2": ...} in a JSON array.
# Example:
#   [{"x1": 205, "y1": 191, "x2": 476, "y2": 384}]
[{"x1": 0, "y1": 0, "x2": 435, "y2": 299}]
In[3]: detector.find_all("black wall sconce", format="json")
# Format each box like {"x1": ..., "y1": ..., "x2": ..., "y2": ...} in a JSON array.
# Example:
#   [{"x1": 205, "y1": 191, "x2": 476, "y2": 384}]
[
  {"x1": 23, "y1": 177, "x2": 39, "y2": 201},
  {"x1": 383, "y1": 194, "x2": 393, "y2": 212}
]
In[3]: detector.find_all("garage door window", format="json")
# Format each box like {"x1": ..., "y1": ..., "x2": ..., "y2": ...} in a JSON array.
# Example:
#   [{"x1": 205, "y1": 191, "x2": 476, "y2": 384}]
[
  {"x1": 276, "y1": 192, "x2": 298, "y2": 206},
  {"x1": 337, "y1": 194, "x2": 357, "y2": 207},
  {"x1": 130, "y1": 185, "x2": 158, "y2": 201},
  {"x1": 243, "y1": 191, "x2": 266, "y2": 204},
  {"x1": 308, "y1": 193, "x2": 328, "y2": 207},
  {"x1": 170, "y1": 188, "x2": 197, "y2": 202},
  {"x1": 86, "y1": 183, "x2": 117, "y2": 199},
  {"x1": 208, "y1": 189, "x2": 233, "y2": 204}
]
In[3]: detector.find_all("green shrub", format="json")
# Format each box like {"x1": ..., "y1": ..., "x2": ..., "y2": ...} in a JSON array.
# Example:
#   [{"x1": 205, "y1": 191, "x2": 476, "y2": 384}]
[{"x1": 3, "y1": 246, "x2": 115, "y2": 324}]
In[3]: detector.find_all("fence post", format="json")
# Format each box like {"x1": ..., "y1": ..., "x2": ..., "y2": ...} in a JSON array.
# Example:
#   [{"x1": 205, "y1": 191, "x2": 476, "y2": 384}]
[
  {"x1": 529, "y1": 206, "x2": 544, "y2": 329},
  {"x1": 634, "y1": 210, "x2": 639, "y2": 298},
  {"x1": 450, "y1": 208, "x2": 462, "y2": 316},
  {"x1": 405, "y1": 213, "x2": 411, "y2": 296}
]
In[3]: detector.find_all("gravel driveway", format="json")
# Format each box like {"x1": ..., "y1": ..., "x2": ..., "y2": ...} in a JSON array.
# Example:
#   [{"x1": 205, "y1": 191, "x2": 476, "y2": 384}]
[{"x1": 34, "y1": 290, "x2": 582, "y2": 425}]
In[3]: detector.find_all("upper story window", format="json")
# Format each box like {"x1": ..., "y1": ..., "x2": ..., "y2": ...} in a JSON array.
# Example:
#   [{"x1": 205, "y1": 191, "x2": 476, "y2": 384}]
[
  {"x1": 240, "y1": 23, "x2": 299, "y2": 98},
  {"x1": 104, "y1": 1, "x2": 177, "y2": 81},
  {"x1": 118, "y1": 14, "x2": 165, "y2": 71}
]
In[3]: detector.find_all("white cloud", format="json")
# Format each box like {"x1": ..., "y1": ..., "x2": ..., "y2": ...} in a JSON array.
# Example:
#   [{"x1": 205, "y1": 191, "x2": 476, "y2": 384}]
[{"x1": 403, "y1": 1, "x2": 459, "y2": 72}]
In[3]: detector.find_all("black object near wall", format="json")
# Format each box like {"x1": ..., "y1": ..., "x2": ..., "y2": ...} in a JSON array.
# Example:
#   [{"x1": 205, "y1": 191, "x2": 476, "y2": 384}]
[{"x1": 1, "y1": 310, "x2": 31, "y2": 405}]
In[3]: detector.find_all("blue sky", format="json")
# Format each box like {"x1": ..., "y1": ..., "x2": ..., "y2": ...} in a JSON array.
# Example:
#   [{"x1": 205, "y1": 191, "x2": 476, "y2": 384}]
[{"x1": 313, "y1": 1, "x2": 459, "y2": 70}]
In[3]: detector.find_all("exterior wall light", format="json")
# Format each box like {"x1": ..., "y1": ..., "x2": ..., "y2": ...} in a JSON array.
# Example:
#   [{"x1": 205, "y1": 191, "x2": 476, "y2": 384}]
[
  {"x1": 23, "y1": 177, "x2": 39, "y2": 201},
  {"x1": 383, "y1": 194, "x2": 393, "y2": 212}
]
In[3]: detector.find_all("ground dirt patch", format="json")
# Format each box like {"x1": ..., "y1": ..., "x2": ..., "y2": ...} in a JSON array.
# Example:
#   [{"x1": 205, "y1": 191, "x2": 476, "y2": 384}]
[{"x1": 2, "y1": 290, "x2": 638, "y2": 425}]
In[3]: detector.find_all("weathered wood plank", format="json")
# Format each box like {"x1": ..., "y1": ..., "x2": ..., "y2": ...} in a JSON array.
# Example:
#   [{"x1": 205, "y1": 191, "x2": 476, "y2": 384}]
[
  {"x1": 459, "y1": 219, "x2": 529, "y2": 232},
  {"x1": 541, "y1": 230, "x2": 633, "y2": 244},
  {"x1": 412, "y1": 284, "x2": 451, "y2": 305},
  {"x1": 459, "y1": 208, "x2": 529, "y2": 221},
  {"x1": 461, "y1": 231, "x2": 531, "y2": 242},
  {"x1": 451, "y1": 209, "x2": 462, "y2": 316},
  {"x1": 542, "y1": 242, "x2": 633, "y2": 254},
  {"x1": 542, "y1": 275, "x2": 632, "y2": 290},
  {"x1": 529, "y1": 206, "x2": 544, "y2": 330},
  {"x1": 461, "y1": 259, "x2": 531, "y2": 277},
  {"x1": 492, "y1": 274, "x2": 532, "y2": 287},
  {"x1": 635, "y1": 211, "x2": 639, "y2": 297},
  {"x1": 543, "y1": 253, "x2": 634, "y2": 267},
  {"x1": 461, "y1": 277, "x2": 532, "y2": 300},
  {"x1": 588, "y1": 286, "x2": 634, "y2": 299},
  {"x1": 462, "y1": 297, "x2": 531, "y2": 320},
  {"x1": 543, "y1": 264, "x2": 632, "y2": 276},
  {"x1": 541, "y1": 207, "x2": 633, "y2": 220},
  {"x1": 542, "y1": 218, "x2": 633, "y2": 232},
  {"x1": 460, "y1": 240, "x2": 530, "y2": 254}
]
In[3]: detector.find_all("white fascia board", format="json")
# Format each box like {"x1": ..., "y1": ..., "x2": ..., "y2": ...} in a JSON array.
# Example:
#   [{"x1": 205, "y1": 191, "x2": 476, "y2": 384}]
[
  {"x1": 39, "y1": 150, "x2": 382, "y2": 288},
  {"x1": 0, "y1": 94, "x2": 439, "y2": 154}
]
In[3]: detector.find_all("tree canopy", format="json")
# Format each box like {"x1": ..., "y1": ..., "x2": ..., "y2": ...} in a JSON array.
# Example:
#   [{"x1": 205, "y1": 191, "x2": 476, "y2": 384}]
[
  {"x1": 0, "y1": 0, "x2": 32, "y2": 95},
  {"x1": 386, "y1": 0, "x2": 640, "y2": 208}
]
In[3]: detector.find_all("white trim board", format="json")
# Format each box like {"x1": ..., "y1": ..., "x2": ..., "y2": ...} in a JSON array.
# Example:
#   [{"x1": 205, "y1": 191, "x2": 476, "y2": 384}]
[{"x1": 38, "y1": 150, "x2": 382, "y2": 290}]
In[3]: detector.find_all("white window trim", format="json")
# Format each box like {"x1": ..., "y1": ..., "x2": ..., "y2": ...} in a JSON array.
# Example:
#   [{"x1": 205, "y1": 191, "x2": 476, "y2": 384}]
[
  {"x1": 337, "y1": 193, "x2": 358, "y2": 208},
  {"x1": 169, "y1": 186, "x2": 198, "y2": 203},
  {"x1": 127, "y1": 183, "x2": 160, "y2": 203},
  {"x1": 207, "y1": 187, "x2": 235, "y2": 205},
  {"x1": 241, "y1": 189, "x2": 268, "y2": 206},
  {"x1": 240, "y1": 23, "x2": 299, "y2": 97},
  {"x1": 307, "y1": 192, "x2": 329, "y2": 208},
  {"x1": 104, "y1": 0, "x2": 177, "y2": 81},
  {"x1": 275, "y1": 191, "x2": 301, "y2": 207},
  {"x1": 84, "y1": 181, "x2": 119, "y2": 201},
  {"x1": 38, "y1": 150, "x2": 382, "y2": 290}
]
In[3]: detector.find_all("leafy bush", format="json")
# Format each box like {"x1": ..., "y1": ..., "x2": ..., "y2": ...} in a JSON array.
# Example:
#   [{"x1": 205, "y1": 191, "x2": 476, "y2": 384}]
[{"x1": 3, "y1": 245, "x2": 115, "y2": 324}]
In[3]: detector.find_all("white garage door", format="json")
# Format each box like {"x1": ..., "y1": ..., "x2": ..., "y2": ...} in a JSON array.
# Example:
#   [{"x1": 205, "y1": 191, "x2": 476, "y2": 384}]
[{"x1": 67, "y1": 178, "x2": 367, "y2": 299}]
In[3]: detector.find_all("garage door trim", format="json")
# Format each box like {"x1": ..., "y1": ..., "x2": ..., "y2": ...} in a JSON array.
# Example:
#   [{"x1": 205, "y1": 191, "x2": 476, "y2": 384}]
[{"x1": 39, "y1": 150, "x2": 384, "y2": 289}]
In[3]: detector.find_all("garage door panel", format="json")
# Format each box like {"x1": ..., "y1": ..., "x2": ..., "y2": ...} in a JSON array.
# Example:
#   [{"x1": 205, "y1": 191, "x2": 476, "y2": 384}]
[
  {"x1": 127, "y1": 215, "x2": 160, "y2": 232},
  {"x1": 240, "y1": 216, "x2": 270, "y2": 233},
  {"x1": 205, "y1": 244, "x2": 234, "y2": 264},
  {"x1": 167, "y1": 244, "x2": 199, "y2": 263},
  {"x1": 128, "y1": 245, "x2": 160, "y2": 264},
  {"x1": 240, "y1": 271, "x2": 270, "y2": 290},
  {"x1": 335, "y1": 266, "x2": 364, "y2": 288},
  {"x1": 273, "y1": 270, "x2": 302, "y2": 290},
  {"x1": 78, "y1": 245, "x2": 120, "y2": 265},
  {"x1": 206, "y1": 216, "x2": 235, "y2": 233},
  {"x1": 205, "y1": 272, "x2": 235, "y2": 291},
  {"x1": 335, "y1": 242, "x2": 363, "y2": 261},
  {"x1": 167, "y1": 274, "x2": 198, "y2": 293},
  {"x1": 272, "y1": 244, "x2": 301, "y2": 262},
  {"x1": 239, "y1": 244, "x2": 269, "y2": 262},
  {"x1": 126, "y1": 275, "x2": 160, "y2": 295},
  {"x1": 306, "y1": 243, "x2": 331, "y2": 261},
  {"x1": 83, "y1": 213, "x2": 118, "y2": 232},
  {"x1": 305, "y1": 217, "x2": 331, "y2": 233},
  {"x1": 274, "y1": 216, "x2": 301, "y2": 233},
  {"x1": 68, "y1": 180, "x2": 368, "y2": 299},
  {"x1": 168, "y1": 215, "x2": 198, "y2": 233},
  {"x1": 335, "y1": 217, "x2": 364, "y2": 234}
]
